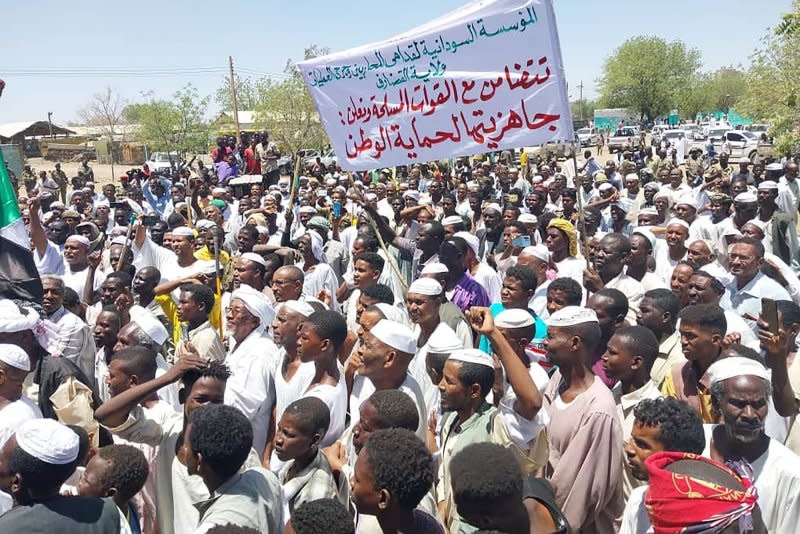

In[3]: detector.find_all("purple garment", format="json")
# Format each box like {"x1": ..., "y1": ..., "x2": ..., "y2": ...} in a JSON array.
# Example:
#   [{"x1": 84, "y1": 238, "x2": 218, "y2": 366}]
[
  {"x1": 214, "y1": 161, "x2": 237, "y2": 184},
  {"x1": 591, "y1": 353, "x2": 616, "y2": 388},
  {"x1": 450, "y1": 272, "x2": 491, "y2": 313}
]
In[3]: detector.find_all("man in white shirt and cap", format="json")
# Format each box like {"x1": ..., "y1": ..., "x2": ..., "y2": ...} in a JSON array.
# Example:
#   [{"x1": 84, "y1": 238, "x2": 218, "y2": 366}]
[
  {"x1": 223, "y1": 285, "x2": 279, "y2": 456},
  {"x1": 517, "y1": 245, "x2": 551, "y2": 318},
  {"x1": 61, "y1": 234, "x2": 106, "y2": 300},
  {"x1": 455, "y1": 230, "x2": 502, "y2": 303},
  {"x1": 704, "y1": 355, "x2": 800, "y2": 534},
  {"x1": 0, "y1": 419, "x2": 125, "y2": 531}
]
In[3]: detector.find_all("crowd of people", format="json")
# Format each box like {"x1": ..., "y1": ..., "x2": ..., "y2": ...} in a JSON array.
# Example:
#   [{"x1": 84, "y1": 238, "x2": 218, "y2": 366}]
[{"x1": 0, "y1": 130, "x2": 799, "y2": 534}]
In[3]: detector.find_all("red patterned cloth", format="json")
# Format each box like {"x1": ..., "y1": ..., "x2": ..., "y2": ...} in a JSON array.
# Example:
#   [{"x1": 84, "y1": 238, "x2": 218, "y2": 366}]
[{"x1": 644, "y1": 452, "x2": 758, "y2": 534}]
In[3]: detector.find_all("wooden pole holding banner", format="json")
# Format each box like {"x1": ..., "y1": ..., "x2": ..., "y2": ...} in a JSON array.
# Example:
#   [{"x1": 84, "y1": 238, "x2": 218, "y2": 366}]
[
  {"x1": 116, "y1": 213, "x2": 136, "y2": 272},
  {"x1": 228, "y1": 56, "x2": 242, "y2": 148},
  {"x1": 571, "y1": 143, "x2": 588, "y2": 252},
  {"x1": 213, "y1": 228, "x2": 223, "y2": 339}
]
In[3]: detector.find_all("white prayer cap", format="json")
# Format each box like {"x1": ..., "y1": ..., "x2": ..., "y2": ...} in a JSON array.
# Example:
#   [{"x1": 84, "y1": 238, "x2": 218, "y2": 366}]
[
  {"x1": 653, "y1": 190, "x2": 674, "y2": 201},
  {"x1": 407, "y1": 277, "x2": 443, "y2": 296},
  {"x1": 50, "y1": 201, "x2": 66, "y2": 209},
  {"x1": 110, "y1": 236, "x2": 127, "y2": 246},
  {"x1": 256, "y1": 225, "x2": 269, "y2": 235},
  {"x1": 612, "y1": 198, "x2": 634, "y2": 214},
  {"x1": 298, "y1": 206, "x2": 318, "y2": 215},
  {"x1": 495, "y1": 308, "x2": 535, "y2": 329},
  {"x1": 172, "y1": 226, "x2": 196, "y2": 237},
  {"x1": 734, "y1": 191, "x2": 758, "y2": 204},
  {"x1": 16, "y1": 419, "x2": 79, "y2": 465},
  {"x1": 402, "y1": 190, "x2": 420, "y2": 201},
  {"x1": 95, "y1": 199, "x2": 110, "y2": 208},
  {"x1": 665, "y1": 218, "x2": 690, "y2": 230},
  {"x1": 129, "y1": 307, "x2": 169, "y2": 346},
  {"x1": 521, "y1": 244, "x2": 550, "y2": 263},
  {"x1": 0, "y1": 343, "x2": 30, "y2": 371},
  {"x1": 442, "y1": 215, "x2": 463, "y2": 226},
  {"x1": 231, "y1": 286, "x2": 275, "y2": 329},
  {"x1": 638, "y1": 207, "x2": 659, "y2": 217},
  {"x1": 427, "y1": 328, "x2": 463, "y2": 353},
  {"x1": 757, "y1": 180, "x2": 779, "y2": 191},
  {"x1": 421, "y1": 262, "x2": 449, "y2": 275},
  {"x1": 281, "y1": 300, "x2": 315, "y2": 318},
  {"x1": 483, "y1": 202, "x2": 502, "y2": 213},
  {"x1": 325, "y1": 178, "x2": 337, "y2": 186},
  {"x1": 675, "y1": 194, "x2": 700, "y2": 209},
  {"x1": 374, "y1": 303, "x2": 409, "y2": 325},
  {"x1": 547, "y1": 306, "x2": 598, "y2": 328},
  {"x1": 598, "y1": 182, "x2": 614, "y2": 192},
  {"x1": 199, "y1": 260, "x2": 218, "y2": 275},
  {"x1": 448, "y1": 348, "x2": 493, "y2": 368},
  {"x1": 706, "y1": 356, "x2": 770, "y2": 386},
  {"x1": 212, "y1": 187, "x2": 227, "y2": 194},
  {"x1": 643, "y1": 182, "x2": 661, "y2": 192},
  {"x1": 0, "y1": 300, "x2": 40, "y2": 333},
  {"x1": 518, "y1": 213, "x2": 538, "y2": 225},
  {"x1": 240, "y1": 252, "x2": 267, "y2": 268},
  {"x1": 765, "y1": 162, "x2": 783, "y2": 171},
  {"x1": 369, "y1": 319, "x2": 417, "y2": 354},
  {"x1": 195, "y1": 219, "x2": 216, "y2": 230},
  {"x1": 65, "y1": 235, "x2": 91, "y2": 248},
  {"x1": 453, "y1": 231, "x2": 479, "y2": 256},
  {"x1": 315, "y1": 190, "x2": 328, "y2": 198},
  {"x1": 625, "y1": 173, "x2": 640, "y2": 182},
  {"x1": 632, "y1": 227, "x2": 657, "y2": 252},
  {"x1": 365, "y1": 193, "x2": 378, "y2": 202}
]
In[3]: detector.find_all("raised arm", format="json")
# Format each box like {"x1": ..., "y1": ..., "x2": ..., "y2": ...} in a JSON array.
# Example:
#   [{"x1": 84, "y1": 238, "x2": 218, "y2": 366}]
[{"x1": 27, "y1": 196, "x2": 48, "y2": 256}]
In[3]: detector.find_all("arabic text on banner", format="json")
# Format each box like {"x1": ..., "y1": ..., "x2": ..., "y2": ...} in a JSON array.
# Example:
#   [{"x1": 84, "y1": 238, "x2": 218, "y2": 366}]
[{"x1": 298, "y1": 0, "x2": 573, "y2": 171}]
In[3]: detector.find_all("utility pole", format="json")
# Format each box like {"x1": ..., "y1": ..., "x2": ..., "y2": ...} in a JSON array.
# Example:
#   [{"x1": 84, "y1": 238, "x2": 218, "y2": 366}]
[
  {"x1": 47, "y1": 111, "x2": 54, "y2": 139},
  {"x1": 228, "y1": 55, "x2": 242, "y2": 147},
  {"x1": 577, "y1": 81, "x2": 584, "y2": 121}
]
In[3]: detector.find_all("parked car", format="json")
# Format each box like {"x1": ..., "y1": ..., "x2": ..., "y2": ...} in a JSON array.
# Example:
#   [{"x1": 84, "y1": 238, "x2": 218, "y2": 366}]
[
  {"x1": 683, "y1": 124, "x2": 705, "y2": 141},
  {"x1": 145, "y1": 152, "x2": 179, "y2": 174},
  {"x1": 608, "y1": 126, "x2": 641, "y2": 152},
  {"x1": 576, "y1": 127, "x2": 600, "y2": 147},
  {"x1": 715, "y1": 130, "x2": 772, "y2": 162}
]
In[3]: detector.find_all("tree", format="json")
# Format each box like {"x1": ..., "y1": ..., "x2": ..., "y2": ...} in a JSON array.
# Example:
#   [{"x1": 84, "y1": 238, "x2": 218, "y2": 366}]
[
  {"x1": 597, "y1": 36, "x2": 701, "y2": 121},
  {"x1": 125, "y1": 83, "x2": 209, "y2": 156},
  {"x1": 570, "y1": 99, "x2": 598, "y2": 122},
  {"x1": 78, "y1": 87, "x2": 127, "y2": 161},
  {"x1": 214, "y1": 73, "x2": 263, "y2": 111},
  {"x1": 677, "y1": 68, "x2": 747, "y2": 118},
  {"x1": 740, "y1": 1, "x2": 800, "y2": 153}
]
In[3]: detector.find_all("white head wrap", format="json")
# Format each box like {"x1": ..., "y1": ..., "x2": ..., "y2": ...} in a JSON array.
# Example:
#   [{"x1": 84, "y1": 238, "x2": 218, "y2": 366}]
[
  {"x1": 65, "y1": 235, "x2": 91, "y2": 248},
  {"x1": 129, "y1": 307, "x2": 169, "y2": 346},
  {"x1": 518, "y1": 213, "x2": 538, "y2": 225},
  {"x1": 421, "y1": 262, "x2": 449, "y2": 275},
  {"x1": 666, "y1": 218, "x2": 690, "y2": 230},
  {"x1": 407, "y1": 278, "x2": 443, "y2": 297},
  {"x1": 195, "y1": 219, "x2": 216, "y2": 230},
  {"x1": 612, "y1": 198, "x2": 634, "y2": 214},
  {"x1": 638, "y1": 207, "x2": 659, "y2": 217},
  {"x1": 448, "y1": 348, "x2": 494, "y2": 368},
  {"x1": 442, "y1": 215, "x2": 463, "y2": 226},
  {"x1": 0, "y1": 343, "x2": 31, "y2": 371},
  {"x1": 240, "y1": 252, "x2": 267, "y2": 268},
  {"x1": 95, "y1": 199, "x2": 110, "y2": 208},
  {"x1": 547, "y1": 306, "x2": 598, "y2": 327},
  {"x1": 306, "y1": 230, "x2": 327, "y2": 263},
  {"x1": 453, "y1": 231, "x2": 479, "y2": 256},
  {"x1": 598, "y1": 182, "x2": 614, "y2": 192},
  {"x1": 632, "y1": 227, "x2": 657, "y2": 253},
  {"x1": 16, "y1": 419, "x2": 79, "y2": 465},
  {"x1": 369, "y1": 319, "x2": 417, "y2": 354},
  {"x1": 231, "y1": 286, "x2": 275, "y2": 331},
  {"x1": 172, "y1": 226, "x2": 196, "y2": 238},
  {"x1": 110, "y1": 236, "x2": 127, "y2": 247},
  {"x1": 298, "y1": 206, "x2": 318, "y2": 215},
  {"x1": 281, "y1": 300, "x2": 315, "y2": 318},
  {"x1": 675, "y1": 194, "x2": 700, "y2": 210},
  {"x1": 0, "y1": 300, "x2": 58, "y2": 355},
  {"x1": 483, "y1": 202, "x2": 502, "y2": 214},
  {"x1": 706, "y1": 357, "x2": 770, "y2": 386},
  {"x1": 403, "y1": 190, "x2": 420, "y2": 201},
  {"x1": 495, "y1": 309, "x2": 535, "y2": 329}
]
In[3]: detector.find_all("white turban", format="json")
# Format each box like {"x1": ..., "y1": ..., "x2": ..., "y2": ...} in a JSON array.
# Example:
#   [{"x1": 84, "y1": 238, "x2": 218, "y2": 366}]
[
  {"x1": 231, "y1": 286, "x2": 275, "y2": 331},
  {"x1": 547, "y1": 306, "x2": 598, "y2": 327},
  {"x1": 65, "y1": 235, "x2": 90, "y2": 248},
  {"x1": 240, "y1": 252, "x2": 267, "y2": 268},
  {"x1": 707, "y1": 357, "x2": 770, "y2": 386},
  {"x1": 281, "y1": 300, "x2": 315, "y2": 318},
  {"x1": 0, "y1": 300, "x2": 58, "y2": 355},
  {"x1": 306, "y1": 230, "x2": 327, "y2": 263}
]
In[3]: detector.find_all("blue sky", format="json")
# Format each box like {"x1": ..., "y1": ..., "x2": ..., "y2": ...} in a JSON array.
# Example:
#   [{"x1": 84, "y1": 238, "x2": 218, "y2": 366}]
[{"x1": 0, "y1": 0, "x2": 792, "y2": 125}]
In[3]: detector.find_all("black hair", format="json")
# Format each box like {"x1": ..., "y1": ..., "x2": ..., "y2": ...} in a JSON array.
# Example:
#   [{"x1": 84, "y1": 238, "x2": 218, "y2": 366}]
[
  {"x1": 106, "y1": 271, "x2": 132, "y2": 289},
  {"x1": 643, "y1": 288, "x2": 681, "y2": 321},
  {"x1": 306, "y1": 310, "x2": 348, "y2": 352},
  {"x1": 95, "y1": 444, "x2": 149, "y2": 502},
  {"x1": 450, "y1": 442, "x2": 522, "y2": 515},
  {"x1": 205, "y1": 526, "x2": 260, "y2": 534},
  {"x1": 444, "y1": 236, "x2": 469, "y2": 256},
  {"x1": 109, "y1": 346, "x2": 157, "y2": 382},
  {"x1": 188, "y1": 404, "x2": 253, "y2": 480},
  {"x1": 8, "y1": 443, "x2": 79, "y2": 494},
  {"x1": 182, "y1": 360, "x2": 230, "y2": 392},
  {"x1": 561, "y1": 188, "x2": 578, "y2": 201},
  {"x1": 283, "y1": 397, "x2": 331, "y2": 438},
  {"x1": 263, "y1": 253, "x2": 281, "y2": 269},
  {"x1": 423, "y1": 221, "x2": 446, "y2": 242},
  {"x1": 633, "y1": 398, "x2": 706, "y2": 454},
  {"x1": 613, "y1": 325, "x2": 660, "y2": 372},
  {"x1": 601, "y1": 233, "x2": 631, "y2": 256},
  {"x1": 166, "y1": 212, "x2": 187, "y2": 229},
  {"x1": 504, "y1": 220, "x2": 527, "y2": 235},
  {"x1": 732, "y1": 236, "x2": 765, "y2": 258},
  {"x1": 678, "y1": 304, "x2": 727, "y2": 335},
  {"x1": 62, "y1": 286, "x2": 80, "y2": 309},
  {"x1": 547, "y1": 277, "x2": 582, "y2": 306},
  {"x1": 354, "y1": 251, "x2": 385, "y2": 273},
  {"x1": 777, "y1": 300, "x2": 800, "y2": 328},
  {"x1": 630, "y1": 232, "x2": 653, "y2": 254},
  {"x1": 238, "y1": 224, "x2": 259, "y2": 243},
  {"x1": 592, "y1": 287, "x2": 629, "y2": 320},
  {"x1": 674, "y1": 259, "x2": 698, "y2": 273},
  {"x1": 366, "y1": 390, "x2": 420, "y2": 432},
  {"x1": 290, "y1": 499, "x2": 354, "y2": 534},
  {"x1": 179, "y1": 283, "x2": 215, "y2": 314},
  {"x1": 67, "y1": 424, "x2": 92, "y2": 465},
  {"x1": 364, "y1": 429, "x2": 433, "y2": 510},
  {"x1": 456, "y1": 361, "x2": 495, "y2": 399},
  {"x1": 690, "y1": 271, "x2": 725, "y2": 295},
  {"x1": 354, "y1": 231, "x2": 380, "y2": 252},
  {"x1": 360, "y1": 283, "x2": 394, "y2": 305}
]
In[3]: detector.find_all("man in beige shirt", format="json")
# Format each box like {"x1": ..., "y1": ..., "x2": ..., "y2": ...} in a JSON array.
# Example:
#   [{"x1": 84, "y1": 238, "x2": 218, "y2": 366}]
[
  {"x1": 177, "y1": 284, "x2": 226, "y2": 361},
  {"x1": 636, "y1": 288, "x2": 686, "y2": 388}
]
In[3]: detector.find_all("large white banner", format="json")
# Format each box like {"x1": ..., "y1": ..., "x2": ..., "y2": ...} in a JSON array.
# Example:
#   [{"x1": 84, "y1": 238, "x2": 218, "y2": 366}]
[{"x1": 298, "y1": 0, "x2": 573, "y2": 171}]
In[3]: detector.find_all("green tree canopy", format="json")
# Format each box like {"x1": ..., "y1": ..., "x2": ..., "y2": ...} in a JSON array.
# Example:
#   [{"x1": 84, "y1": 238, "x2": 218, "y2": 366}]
[
  {"x1": 677, "y1": 68, "x2": 747, "y2": 118},
  {"x1": 597, "y1": 36, "x2": 701, "y2": 121}
]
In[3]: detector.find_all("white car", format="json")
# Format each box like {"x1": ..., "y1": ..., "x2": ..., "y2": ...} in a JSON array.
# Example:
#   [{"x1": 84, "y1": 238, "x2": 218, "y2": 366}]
[
  {"x1": 576, "y1": 127, "x2": 599, "y2": 147},
  {"x1": 145, "y1": 152, "x2": 179, "y2": 174}
]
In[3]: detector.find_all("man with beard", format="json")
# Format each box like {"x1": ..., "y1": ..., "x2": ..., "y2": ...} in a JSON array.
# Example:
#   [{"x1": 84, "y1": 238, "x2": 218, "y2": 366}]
[
  {"x1": 584, "y1": 234, "x2": 643, "y2": 324},
  {"x1": 705, "y1": 352, "x2": 800, "y2": 533},
  {"x1": 40, "y1": 275, "x2": 96, "y2": 380},
  {"x1": 92, "y1": 309, "x2": 121, "y2": 401},
  {"x1": 655, "y1": 219, "x2": 689, "y2": 284},
  {"x1": 29, "y1": 196, "x2": 68, "y2": 276}
]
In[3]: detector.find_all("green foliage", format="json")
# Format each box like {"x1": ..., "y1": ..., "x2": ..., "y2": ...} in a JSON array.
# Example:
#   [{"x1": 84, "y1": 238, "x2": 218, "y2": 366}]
[
  {"x1": 570, "y1": 99, "x2": 598, "y2": 121},
  {"x1": 597, "y1": 36, "x2": 701, "y2": 121},
  {"x1": 125, "y1": 84, "x2": 209, "y2": 155},
  {"x1": 676, "y1": 68, "x2": 747, "y2": 118}
]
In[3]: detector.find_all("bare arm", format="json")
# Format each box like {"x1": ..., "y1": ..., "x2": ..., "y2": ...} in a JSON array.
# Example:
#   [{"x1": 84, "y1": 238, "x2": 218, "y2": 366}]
[{"x1": 27, "y1": 197, "x2": 48, "y2": 256}]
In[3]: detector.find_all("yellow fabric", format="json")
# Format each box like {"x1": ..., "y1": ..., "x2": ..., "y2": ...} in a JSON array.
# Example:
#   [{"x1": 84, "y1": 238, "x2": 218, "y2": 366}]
[
  {"x1": 547, "y1": 218, "x2": 578, "y2": 257},
  {"x1": 194, "y1": 246, "x2": 230, "y2": 266},
  {"x1": 661, "y1": 370, "x2": 715, "y2": 423},
  {"x1": 156, "y1": 293, "x2": 222, "y2": 345}
]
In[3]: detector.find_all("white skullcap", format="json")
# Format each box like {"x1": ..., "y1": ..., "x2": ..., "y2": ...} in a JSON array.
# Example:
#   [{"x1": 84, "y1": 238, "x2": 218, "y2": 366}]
[
  {"x1": 625, "y1": 173, "x2": 640, "y2": 182},
  {"x1": 256, "y1": 225, "x2": 269, "y2": 235},
  {"x1": 231, "y1": 286, "x2": 275, "y2": 329},
  {"x1": 632, "y1": 227, "x2": 657, "y2": 252},
  {"x1": 50, "y1": 201, "x2": 66, "y2": 209},
  {"x1": 0, "y1": 343, "x2": 30, "y2": 371},
  {"x1": 598, "y1": 182, "x2": 614, "y2": 192},
  {"x1": 734, "y1": 191, "x2": 758, "y2": 203},
  {"x1": 653, "y1": 190, "x2": 674, "y2": 201},
  {"x1": 212, "y1": 187, "x2": 227, "y2": 194},
  {"x1": 315, "y1": 190, "x2": 328, "y2": 198},
  {"x1": 16, "y1": 419, "x2": 79, "y2": 465},
  {"x1": 483, "y1": 202, "x2": 502, "y2": 213},
  {"x1": 240, "y1": 252, "x2": 267, "y2": 268},
  {"x1": 442, "y1": 215, "x2": 463, "y2": 226},
  {"x1": 325, "y1": 178, "x2": 337, "y2": 186},
  {"x1": 518, "y1": 213, "x2": 538, "y2": 224},
  {"x1": 129, "y1": 308, "x2": 169, "y2": 346},
  {"x1": 172, "y1": 226, "x2": 196, "y2": 237},
  {"x1": 427, "y1": 327, "x2": 463, "y2": 353},
  {"x1": 195, "y1": 219, "x2": 216, "y2": 230},
  {"x1": 757, "y1": 180, "x2": 779, "y2": 191},
  {"x1": 110, "y1": 236, "x2": 127, "y2": 246},
  {"x1": 547, "y1": 306, "x2": 598, "y2": 327},
  {"x1": 369, "y1": 319, "x2": 417, "y2": 354},
  {"x1": 298, "y1": 206, "x2": 318, "y2": 214},
  {"x1": 365, "y1": 193, "x2": 378, "y2": 202},
  {"x1": 495, "y1": 308, "x2": 535, "y2": 329},
  {"x1": 643, "y1": 182, "x2": 661, "y2": 192},
  {"x1": 0, "y1": 299, "x2": 40, "y2": 333},
  {"x1": 675, "y1": 194, "x2": 700, "y2": 209},
  {"x1": 374, "y1": 302, "x2": 409, "y2": 325},
  {"x1": 402, "y1": 190, "x2": 420, "y2": 201},
  {"x1": 95, "y1": 199, "x2": 110, "y2": 208},
  {"x1": 765, "y1": 162, "x2": 783, "y2": 171},
  {"x1": 408, "y1": 277, "x2": 443, "y2": 296},
  {"x1": 448, "y1": 348, "x2": 494, "y2": 368},
  {"x1": 638, "y1": 207, "x2": 659, "y2": 216},
  {"x1": 281, "y1": 300, "x2": 315, "y2": 318},
  {"x1": 666, "y1": 218, "x2": 690, "y2": 229},
  {"x1": 706, "y1": 357, "x2": 770, "y2": 386},
  {"x1": 199, "y1": 260, "x2": 218, "y2": 275},
  {"x1": 421, "y1": 262, "x2": 449, "y2": 275},
  {"x1": 521, "y1": 244, "x2": 550, "y2": 263},
  {"x1": 612, "y1": 198, "x2": 634, "y2": 213},
  {"x1": 65, "y1": 235, "x2": 90, "y2": 247},
  {"x1": 453, "y1": 231, "x2": 479, "y2": 256}
]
